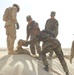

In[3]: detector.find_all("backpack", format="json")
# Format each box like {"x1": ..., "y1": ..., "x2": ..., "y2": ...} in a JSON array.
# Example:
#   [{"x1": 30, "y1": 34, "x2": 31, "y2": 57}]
[{"x1": 3, "y1": 7, "x2": 12, "y2": 21}]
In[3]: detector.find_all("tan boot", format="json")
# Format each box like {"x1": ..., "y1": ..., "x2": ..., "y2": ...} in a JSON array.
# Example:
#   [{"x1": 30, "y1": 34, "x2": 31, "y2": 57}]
[
  {"x1": 8, "y1": 50, "x2": 13, "y2": 55},
  {"x1": 8, "y1": 50, "x2": 18, "y2": 55},
  {"x1": 13, "y1": 51, "x2": 18, "y2": 55}
]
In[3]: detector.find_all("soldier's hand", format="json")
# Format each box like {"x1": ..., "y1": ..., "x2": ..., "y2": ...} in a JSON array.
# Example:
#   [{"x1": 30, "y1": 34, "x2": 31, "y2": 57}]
[
  {"x1": 24, "y1": 41, "x2": 29, "y2": 47},
  {"x1": 16, "y1": 23, "x2": 20, "y2": 29}
]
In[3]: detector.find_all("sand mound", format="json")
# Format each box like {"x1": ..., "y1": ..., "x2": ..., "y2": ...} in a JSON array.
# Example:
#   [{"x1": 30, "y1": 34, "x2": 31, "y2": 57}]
[{"x1": 0, "y1": 54, "x2": 74, "y2": 75}]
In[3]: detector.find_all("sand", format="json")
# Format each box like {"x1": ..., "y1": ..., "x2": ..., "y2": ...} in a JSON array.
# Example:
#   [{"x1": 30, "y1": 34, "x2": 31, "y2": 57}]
[{"x1": 0, "y1": 48, "x2": 74, "y2": 75}]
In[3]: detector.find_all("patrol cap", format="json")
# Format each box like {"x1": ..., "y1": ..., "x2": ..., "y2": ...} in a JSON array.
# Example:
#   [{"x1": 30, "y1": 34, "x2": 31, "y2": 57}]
[
  {"x1": 13, "y1": 4, "x2": 20, "y2": 12},
  {"x1": 26, "y1": 15, "x2": 32, "y2": 21},
  {"x1": 50, "y1": 11, "x2": 56, "y2": 16}
]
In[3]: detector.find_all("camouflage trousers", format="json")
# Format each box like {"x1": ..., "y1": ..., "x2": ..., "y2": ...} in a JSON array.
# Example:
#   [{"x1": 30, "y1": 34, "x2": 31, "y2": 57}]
[
  {"x1": 42, "y1": 43, "x2": 69, "y2": 74},
  {"x1": 5, "y1": 22, "x2": 16, "y2": 54},
  {"x1": 30, "y1": 42, "x2": 41, "y2": 55},
  {"x1": 15, "y1": 46, "x2": 30, "y2": 55},
  {"x1": 70, "y1": 41, "x2": 74, "y2": 63}
]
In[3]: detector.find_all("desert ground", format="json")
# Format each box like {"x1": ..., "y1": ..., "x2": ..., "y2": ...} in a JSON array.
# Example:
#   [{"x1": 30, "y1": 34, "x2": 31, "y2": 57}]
[{"x1": 0, "y1": 48, "x2": 74, "y2": 75}]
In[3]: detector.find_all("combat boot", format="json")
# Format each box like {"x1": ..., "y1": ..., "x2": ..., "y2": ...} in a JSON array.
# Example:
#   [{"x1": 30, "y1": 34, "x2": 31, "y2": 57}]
[
  {"x1": 44, "y1": 65, "x2": 49, "y2": 71},
  {"x1": 8, "y1": 50, "x2": 18, "y2": 55},
  {"x1": 8, "y1": 50, "x2": 14, "y2": 55},
  {"x1": 13, "y1": 51, "x2": 18, "y2": 55},
  {"x1": 66, "y1": 72, "x2": 69, "y2": 75}
]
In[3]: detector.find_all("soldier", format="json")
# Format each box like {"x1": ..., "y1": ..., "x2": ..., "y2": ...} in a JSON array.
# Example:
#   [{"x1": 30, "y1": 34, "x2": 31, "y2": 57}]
[
  {"x1": 45, "y1": 11, "x2": 59, "y2": 37},
  {"x1": 3, "y1": 4, "x2": 20, "y2": 54},
  {"x1": 45, "y1": 11, "x2": 59, "y2": 58},
  {"x1": 70, "y1": 41, "x2": 74, "y2": 63},
  {"x1": 15, "y1": 40, "x2": 30, "y2": 55},
  {"x1": 19, "y1": 30, "x2": 69, "y2": 75},
  {"x1": 26, "y1": 15, "x2": 41, "y2": 57}
]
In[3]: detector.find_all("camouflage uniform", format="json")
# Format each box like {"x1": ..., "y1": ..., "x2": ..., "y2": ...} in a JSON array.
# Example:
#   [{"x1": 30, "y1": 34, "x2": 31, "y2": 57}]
[
  {"x1": 45, "y1": 11, "x2": 59, "y2": 37},
  {"x1": 45, "y1": 11, "x2": 59, "y2": 58},
  {"x1": 15, "y1": 46, "x2": 30, "y2": 55},
  {"x1": 26, "y1": 20, "x2": 41, "y2": 55},
  {"x1": 45, "y1": 18, "x2": 58, "y2": 37},
  {"x1": 25, "y1": 30, "x2": 69, "y2": 75},
  {"x1": 17, "y1": 30, "x2": 69, "y2": 75},
  {"x1": 3, "y1": 4, "x2": 20, "y2": 54},
  {"x1": 70, "y1": 41, "x2": 74, "y2": 63}
]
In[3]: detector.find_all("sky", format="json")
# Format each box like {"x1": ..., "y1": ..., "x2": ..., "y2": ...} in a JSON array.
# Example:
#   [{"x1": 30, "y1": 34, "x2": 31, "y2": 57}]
[{"x1": 0, "y1": 0, "x2": 74, "y2": 48}]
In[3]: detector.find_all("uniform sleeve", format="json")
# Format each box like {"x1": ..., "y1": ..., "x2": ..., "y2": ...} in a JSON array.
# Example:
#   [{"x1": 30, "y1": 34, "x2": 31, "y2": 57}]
[
  {"x1": 28, "y1": 36, "x2": 39, "y2": 44},
  {"x1": 55, "y1": 20, "x2": 59, "y2": 27},
  {"x1": 33, "y1": 22, "x2": 40, "y2": 35},
  {"x1": 45, "y1": 19, "x2": 49, "y2": 30},
  {"x1": 11, "y1": 7, "x2": 17, "y2": 23},
  {"x1": 54, "y1": 20, "x2": 59, "y2": 37},
  {"x1": 3, "y1": 8, "x2": 8, "y2": 21},
  {"x1": 35, "y1": 23, "x2": 39, "y2": 29},
  {"x1": 26, "y1": 25, "x2": 30, "y2": 40},
  {"x1": 34, "y1": 22, "x2": 40, "y2": 31}
]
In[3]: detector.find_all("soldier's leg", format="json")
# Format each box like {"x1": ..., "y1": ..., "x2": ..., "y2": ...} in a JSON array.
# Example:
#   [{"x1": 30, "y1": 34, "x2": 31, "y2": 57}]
[
  {"x1": 49, "y1": 50, "x2": 53, "y2": 57},
  {"x1": 70, "y1": 54, "x2": 74, "y2": 64},
  {"x1": 6, "y1": 27, "x2": 11, "y2": 54},
  {"x1": 70, "y1": 41, "x2": 74, "y2": 63},
  {"x1": 36, "y1": 42, "x2": 41, "y2": 58},
  {"x1": 42, "y1": 53, "x2": 48, "y2": 66},
  {"x1": 70, "y1": 47, "x2": 74, "y2": 63},
  {"x1": 42, "y1": 51, "x2": 49, "y2": 71},
  {"x1": 7, "y1": 36, "x2": 10, "y2": 54},
  {"x1": 54, "y1": 46, "x2": 69, "y2": 75},
  {"x1": 8, "y1": 35, "x2": 16, "y2": 54},
  {"x1": 49, "y1": 50, "x2": 53, "y2": 59},
  {"x1": 41, "y1": 45, "x2": 51, "y2": 71},
  {"x1": 6, "y1": 24, "x2": 16, "y2": 54},
  {"x1": 30, "y1": 44, "x2": 35, "y2": 55}
]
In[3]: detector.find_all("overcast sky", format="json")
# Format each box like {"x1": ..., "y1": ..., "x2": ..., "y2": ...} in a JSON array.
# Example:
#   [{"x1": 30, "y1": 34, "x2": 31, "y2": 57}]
[{"x1": 0, "y1": 0, "x2": 74, "y2": 48}]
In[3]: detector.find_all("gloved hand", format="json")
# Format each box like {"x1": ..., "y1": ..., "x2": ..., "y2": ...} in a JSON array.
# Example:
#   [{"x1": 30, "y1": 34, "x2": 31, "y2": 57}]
[{"x1": 16, "y1": 23, "x2": 20, "y2": 29}]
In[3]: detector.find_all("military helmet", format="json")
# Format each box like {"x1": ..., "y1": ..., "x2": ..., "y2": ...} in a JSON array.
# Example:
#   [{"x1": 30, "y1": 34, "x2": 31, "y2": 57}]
[
  {"x1": 50, "y1": 11, "x2": 56, "y2": 16},
  {"x1": 13, "y1": 4, "x2": 20, "y2": 12},
  {"x1": 26, "y1": 15, "x2": 32, "y2": 21}
]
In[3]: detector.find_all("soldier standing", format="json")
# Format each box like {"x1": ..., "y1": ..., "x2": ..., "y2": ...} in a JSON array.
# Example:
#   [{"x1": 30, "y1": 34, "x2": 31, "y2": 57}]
[
  {"x1": 45, "y1": 11, "x2": 59, "y2": 37},
  {"x1": 45, "y1": 11, "x2": 59, "y2": 58},
  {"x1": 3, "y1": 4, "x2": 20, "y2": 54},
  {"x1": 26, "y1": 15, "x2": 41, "y2": 57}
]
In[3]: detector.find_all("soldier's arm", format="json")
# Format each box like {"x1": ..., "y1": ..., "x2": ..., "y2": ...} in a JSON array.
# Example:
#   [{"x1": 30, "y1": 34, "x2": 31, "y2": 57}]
[
  {"x1": 33, "y1": 23, "x2": 40, "y2": 35},
  {"x1": 53, "y1": 20, "x2": 59, "y2": 37},
  {"x1": 3, "y1": 8, "x2": 8, "y2": 21},
  {"x1": 54, "y1": 20, "x2": 59, "y2": 28},
  {"x1": 11, "y1": 7, "x2": 17, "y2": 24},
  {"x1": 26, "y1": 26, "x2": 30, "y2": 41},
  {"x1": 18, "y1": 37, "x2": 38, "y2": 47},
  {"x1": 26, "y1": 38, "x2": 38, "y2": 46},
  {"x1": 26, "y1": 34, "x2": 29, "y2": 41},
  {"x1": 45, "y1": 19, "x2": 49, "y2": 30}
]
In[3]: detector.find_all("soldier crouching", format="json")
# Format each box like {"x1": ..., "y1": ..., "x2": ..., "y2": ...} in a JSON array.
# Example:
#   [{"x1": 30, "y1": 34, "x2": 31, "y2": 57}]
[
  {"x1": 18, "y1": 30, "x2": 69, "y2": 75},
  {"x1": 37, "y1": 30, "x2": 69, "y2": 75},
  {"x1": 15, "y1": 39, "x2": 30, "y2": 55}
]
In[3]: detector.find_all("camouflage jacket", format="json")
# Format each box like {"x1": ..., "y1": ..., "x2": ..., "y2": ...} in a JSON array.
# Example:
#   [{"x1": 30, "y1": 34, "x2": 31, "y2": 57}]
[
  {"x1": 45, "y1": 18, "x2": 59, "y2": 37},
  {"x1": 28, "y1": 30, "x2": 60, "y2": 49},
  {"x1": 26, "y1": 21, "x2": 40, "y2": 40},
  {"x1": 3, "y1": 6, "x2": 17, "y2": 24}
]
